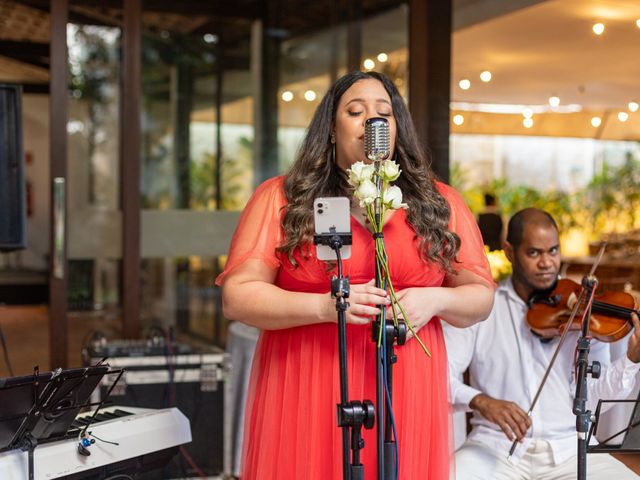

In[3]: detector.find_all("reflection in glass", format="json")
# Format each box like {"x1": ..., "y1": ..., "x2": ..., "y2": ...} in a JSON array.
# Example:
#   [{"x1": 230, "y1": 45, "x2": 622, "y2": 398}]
[
  {"x1": 66, "y1": 24, "x2": 121, "y2": 314},
  {"x1": 140, "y1": 14, "x2": 253, "y2": 344}
]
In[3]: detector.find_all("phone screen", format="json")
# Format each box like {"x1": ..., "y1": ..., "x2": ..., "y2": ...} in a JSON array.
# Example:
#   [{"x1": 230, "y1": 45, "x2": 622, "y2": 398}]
[{"x1": 313, "y1": 197, "x2": 352, "y2": 260}]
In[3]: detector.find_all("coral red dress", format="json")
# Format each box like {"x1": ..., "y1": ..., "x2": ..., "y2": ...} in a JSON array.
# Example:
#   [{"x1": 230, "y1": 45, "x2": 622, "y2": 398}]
[{"x1": 217, "y1": 176, "x2": 492, "y2": 480}]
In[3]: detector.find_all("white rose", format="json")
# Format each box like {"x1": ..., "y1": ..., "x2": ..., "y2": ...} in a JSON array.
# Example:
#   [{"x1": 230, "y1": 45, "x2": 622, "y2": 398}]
[
  {"x1": 382, "y1": 185, "x2": 404, "y2": 210},
  {"x1": 355, "y1": 179, "x2": 377, "y2": 207},
  {"x1": 348, "y1": 161, "x2": 375, "y2": 186},
  {"x1": 380, "y1": 160, "x2": 401, "y2": 182}
]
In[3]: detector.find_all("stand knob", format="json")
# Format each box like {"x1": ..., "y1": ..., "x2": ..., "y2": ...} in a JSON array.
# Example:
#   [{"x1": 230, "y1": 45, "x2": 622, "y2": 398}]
[
  {"x1": 589, "y1": 361, "x2": 601, "y2": 379},
  {"x1": 362, "y1": 400, "x2": 375, "y2": 430},
  {"x1": 337, "y1": 400, "x2": 376, "y2": 430}
]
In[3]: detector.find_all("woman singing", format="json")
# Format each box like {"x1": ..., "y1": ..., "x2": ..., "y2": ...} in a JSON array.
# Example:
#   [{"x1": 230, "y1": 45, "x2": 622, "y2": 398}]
[{"x1": 217, "y1": 71, "x2": 494, "y2": 479}]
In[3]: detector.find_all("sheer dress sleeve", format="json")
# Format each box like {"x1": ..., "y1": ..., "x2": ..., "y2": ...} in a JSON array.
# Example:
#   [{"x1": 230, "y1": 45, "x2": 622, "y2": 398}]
[
  {"x1": 215, "y1": 176, "x2": 286, "y2": 286},
  {"x1": 436, "y1": 181, "x2": 495, "y2": 287}
]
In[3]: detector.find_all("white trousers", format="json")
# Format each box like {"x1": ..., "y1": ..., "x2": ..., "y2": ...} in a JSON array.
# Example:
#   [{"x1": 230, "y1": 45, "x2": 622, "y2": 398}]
[{"x1": 455, "y1": 439, "x2": 639, "y2": 480}]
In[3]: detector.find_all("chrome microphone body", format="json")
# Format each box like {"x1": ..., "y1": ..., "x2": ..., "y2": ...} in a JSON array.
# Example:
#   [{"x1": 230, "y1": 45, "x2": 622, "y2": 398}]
[
  {"x1": 364, "y1": 117, "x2": 390, "y2": 164},
  {"x1": 364, "y1": 117, "x2": 391, "y2": 221}
]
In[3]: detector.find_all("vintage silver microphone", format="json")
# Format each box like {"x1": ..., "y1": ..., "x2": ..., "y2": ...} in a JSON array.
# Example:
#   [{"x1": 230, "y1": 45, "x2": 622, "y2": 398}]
[
  {"x1": 364, "y1": 117, "x2": 390, "y2": 164},
  {"x1": 364, "y1": 117, "x2": 390, "y2": 218}
]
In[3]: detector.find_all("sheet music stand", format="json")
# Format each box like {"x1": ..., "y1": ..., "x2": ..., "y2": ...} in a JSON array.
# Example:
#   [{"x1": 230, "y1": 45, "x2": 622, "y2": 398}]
[
  {"x1": 587, "y1": 396, "x2": 640, "y2": 453},
  {"x1": 0, "y1": 364, "x2": 117, "y2": 479}
]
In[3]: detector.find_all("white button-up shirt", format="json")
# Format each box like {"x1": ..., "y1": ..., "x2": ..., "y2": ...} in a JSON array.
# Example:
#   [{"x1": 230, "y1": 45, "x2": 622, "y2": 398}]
[{"x1": 444, "y1": 277, "x2": 640, "y2": 465}]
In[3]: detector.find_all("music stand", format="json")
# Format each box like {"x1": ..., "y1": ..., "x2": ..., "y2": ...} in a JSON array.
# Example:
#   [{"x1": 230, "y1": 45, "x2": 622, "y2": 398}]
[
  {"x1": 0, "y1": 365, "x2": 112, "y2": 479},
  {"x1": 587, "y1": 395, "x2": 640, "y2": 454}
]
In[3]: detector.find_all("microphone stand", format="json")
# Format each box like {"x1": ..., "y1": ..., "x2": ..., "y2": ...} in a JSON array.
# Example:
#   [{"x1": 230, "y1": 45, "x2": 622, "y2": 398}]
[
  {"x1": 314, "y1": 227, "x2": 375, "y2": 480},
  {"x1": 572, "y1": 275, "x2": 601, "y2": 480},
  {"x1": 371, "y1": 165, "x2": 406, "y2": 480}
]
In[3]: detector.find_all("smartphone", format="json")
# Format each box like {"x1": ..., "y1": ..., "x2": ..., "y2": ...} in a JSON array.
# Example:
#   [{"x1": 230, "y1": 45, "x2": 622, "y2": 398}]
[{"x1": 313, "y1": 197, "x2": 352, "y2": 261}]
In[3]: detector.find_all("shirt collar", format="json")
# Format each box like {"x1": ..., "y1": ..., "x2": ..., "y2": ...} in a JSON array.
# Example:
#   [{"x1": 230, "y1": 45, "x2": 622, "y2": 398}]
[{"x1": 499, "y1": 276, "x2": 527, "y2": 307}]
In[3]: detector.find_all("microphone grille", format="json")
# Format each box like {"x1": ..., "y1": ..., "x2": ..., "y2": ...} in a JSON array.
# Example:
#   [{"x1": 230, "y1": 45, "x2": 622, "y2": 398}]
[{"x1": 364, "y1": 117, "x2": 390, "y2": 163}]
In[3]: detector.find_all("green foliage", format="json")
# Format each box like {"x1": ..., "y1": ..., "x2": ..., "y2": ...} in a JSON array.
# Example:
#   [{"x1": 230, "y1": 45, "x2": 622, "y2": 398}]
[
  {"x1": 495, "y1": 184, "x2": 577, "y2": 233},
  {"x1": 189, "y1": 136, "x2": 254, "y2": 211},
  {"x1": 581, "y1": 152, "x2": 640, "y2": 232},
  {"x1": 449, "y1": 163, "x2": 484, "y2": 214},
  {"x1": 452, "y1": 150, "x2": 640, "y2": 237}
]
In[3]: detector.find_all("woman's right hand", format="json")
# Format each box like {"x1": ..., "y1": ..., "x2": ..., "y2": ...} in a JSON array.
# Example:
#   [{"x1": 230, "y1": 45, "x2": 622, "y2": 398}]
[{"x1": 343, "y1": 279, "x2": 390, "y2": 325}]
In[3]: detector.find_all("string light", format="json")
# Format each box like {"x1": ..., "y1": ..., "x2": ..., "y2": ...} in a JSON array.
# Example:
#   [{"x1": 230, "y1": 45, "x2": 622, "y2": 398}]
[
  {"x1": 377, "y1": 53, "x2": 388, "y2": 63},
  {"x1": 203, "y1": 33, "x2": 218, "y2": 44},
  {"x1": 459, "y1": 79, "x2": 471, "y2": 90},
  {"x1": 629, "y1": 102, "x2": 639, "y2": 112},
  {"x1": 548, "y1": 96, "x2": 560, "y2": 107},
  {"x1": 363, "y1": 58, "x2": 375, "y2": 70},
  {"x1": 523, "y1": 118, "x2": 534, "y2": 128},
  {"x1": 591, "y1": 116, "x2": 602, "y2": 127},
  {"x1": 453, "y1": 114, "x2": 464, "y2": 126},
  {"x1": 618, "y1": 112, "x2": 629, "y2": 122},
  {"x1": 592, "y1": 23, "x2": 605, "y2": 35},
  {"x1": 480, "y1": 71, "x2": 492, "y2": 82},
  {"x1": 304, "y1": 90, "x2": 317, "y2": 102},
  {"x1": 281, "y1": 91, "x2": 294, "y2": 102},
  {"x1": 522, "y1": 108, "x2": 533, "y2": 118}
]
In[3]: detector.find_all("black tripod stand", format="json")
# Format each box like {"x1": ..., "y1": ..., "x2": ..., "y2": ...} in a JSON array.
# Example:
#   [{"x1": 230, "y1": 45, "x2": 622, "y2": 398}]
[{"x1": 314, "y1": 227, "x2": 375, "y2": 480}]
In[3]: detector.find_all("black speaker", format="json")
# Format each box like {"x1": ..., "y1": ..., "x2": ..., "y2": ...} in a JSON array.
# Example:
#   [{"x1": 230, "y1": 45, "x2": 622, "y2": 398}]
[{"x1": 0, "y1": 84, "x2": 26, "y2": 252}]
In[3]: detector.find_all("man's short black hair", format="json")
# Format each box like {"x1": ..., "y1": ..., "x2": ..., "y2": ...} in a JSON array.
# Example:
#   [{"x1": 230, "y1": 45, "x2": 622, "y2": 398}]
[{"x1": 506, "y1": 208, "x2": 559, "y2": 248}]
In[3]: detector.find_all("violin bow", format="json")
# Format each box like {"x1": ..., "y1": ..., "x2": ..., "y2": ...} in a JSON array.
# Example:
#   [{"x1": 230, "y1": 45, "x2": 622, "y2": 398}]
[{"x1": 507, "y1": 243, "x2": 607, "y2": 460}]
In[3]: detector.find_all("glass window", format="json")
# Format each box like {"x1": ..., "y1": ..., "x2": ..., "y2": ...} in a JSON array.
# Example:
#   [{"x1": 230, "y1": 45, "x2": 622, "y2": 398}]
[{"x1": 139, "y1": 8, "x2": 254, "y2": 345}]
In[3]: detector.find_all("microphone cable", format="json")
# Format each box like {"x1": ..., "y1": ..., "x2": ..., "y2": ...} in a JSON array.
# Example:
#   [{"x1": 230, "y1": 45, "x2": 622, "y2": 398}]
[{"x1": 381, "y1": 306, "x2": 400, "y2": 480}]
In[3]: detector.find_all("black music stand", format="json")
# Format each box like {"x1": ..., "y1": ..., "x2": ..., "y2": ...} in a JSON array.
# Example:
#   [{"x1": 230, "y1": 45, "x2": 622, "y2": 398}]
[
  {"x1": 587, "y1": 395, "x2": 640, "y2": 454},
  {"x1": 0, "y1": 364, "x2": 115, "y2": 479}
]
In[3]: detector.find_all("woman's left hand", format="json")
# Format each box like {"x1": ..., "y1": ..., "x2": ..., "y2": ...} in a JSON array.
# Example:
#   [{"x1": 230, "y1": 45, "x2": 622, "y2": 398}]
[{"x1": 386, "y1": 287, "x2": 441, "y2": 340}]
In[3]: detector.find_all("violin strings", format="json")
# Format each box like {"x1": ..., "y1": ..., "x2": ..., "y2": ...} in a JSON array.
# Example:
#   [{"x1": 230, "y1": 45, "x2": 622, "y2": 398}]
[{"x1": 591, "y1": 300, "x2": 634, "y2": 319}]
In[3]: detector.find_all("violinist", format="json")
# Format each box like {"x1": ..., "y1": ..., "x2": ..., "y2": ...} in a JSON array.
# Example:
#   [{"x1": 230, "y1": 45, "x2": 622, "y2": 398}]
[{"x1": 444, "y1": 208, "x2": 640, "y2": 479}]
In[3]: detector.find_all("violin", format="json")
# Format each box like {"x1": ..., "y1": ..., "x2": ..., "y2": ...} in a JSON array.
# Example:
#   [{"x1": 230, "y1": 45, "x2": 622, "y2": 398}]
[{"x1": 527, "y1": 278, "x2": 639, "y2": 342}]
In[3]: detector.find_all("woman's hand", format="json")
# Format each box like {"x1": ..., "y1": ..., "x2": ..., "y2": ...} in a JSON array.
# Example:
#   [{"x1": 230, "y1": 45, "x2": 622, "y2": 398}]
[
  {"x1": 345, "y1": 279, "x2": 390, "y2": 325},
  {"x1": 385, "y1": 287, "x2": 440, "y2": 339}
]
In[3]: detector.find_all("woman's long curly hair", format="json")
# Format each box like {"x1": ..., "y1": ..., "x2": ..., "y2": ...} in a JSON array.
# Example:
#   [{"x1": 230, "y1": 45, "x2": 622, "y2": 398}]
[{"x1": 278, "y1": 71, "x2": 461, "y2": 272}]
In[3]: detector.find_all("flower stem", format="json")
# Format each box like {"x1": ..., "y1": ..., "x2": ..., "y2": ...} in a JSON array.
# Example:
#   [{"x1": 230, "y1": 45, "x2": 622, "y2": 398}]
[{"x1": 371, "y1": 224, "x2": 432, "y2": 357}]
